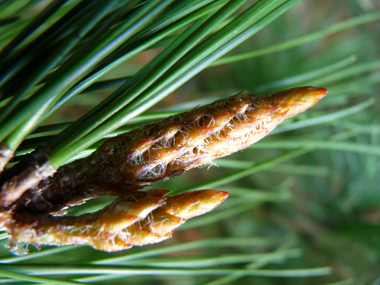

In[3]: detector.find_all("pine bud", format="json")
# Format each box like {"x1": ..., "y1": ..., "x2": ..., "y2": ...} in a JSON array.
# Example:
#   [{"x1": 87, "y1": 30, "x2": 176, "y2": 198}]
[
  {"x1": 8, "y1": 189, "x2": 228, "y2": 252},
  {"x1": 12, "y1": 87, "x2": 327, "y2": 214}
]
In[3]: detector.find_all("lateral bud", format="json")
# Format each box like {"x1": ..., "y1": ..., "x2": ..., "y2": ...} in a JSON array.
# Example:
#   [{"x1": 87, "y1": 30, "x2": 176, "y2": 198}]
[{"x1": 6, "y1": 189, "x2": 228, "y2": 252}]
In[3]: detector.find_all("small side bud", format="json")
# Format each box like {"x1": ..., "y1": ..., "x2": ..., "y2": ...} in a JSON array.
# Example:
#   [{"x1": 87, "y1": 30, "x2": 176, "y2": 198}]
[{"x1": 6, "y1": 189, "x2": 228, "y2": 252}]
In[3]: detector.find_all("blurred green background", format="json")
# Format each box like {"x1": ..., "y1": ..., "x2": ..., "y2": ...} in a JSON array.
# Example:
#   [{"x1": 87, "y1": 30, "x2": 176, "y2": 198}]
[{"x1": 1, "y1": 0, "x2": 380, "y2": 284}]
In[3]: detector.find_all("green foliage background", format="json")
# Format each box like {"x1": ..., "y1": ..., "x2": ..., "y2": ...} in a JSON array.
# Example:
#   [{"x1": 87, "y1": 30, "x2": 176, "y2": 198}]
[{"x1": 0, "y1": 0, "x2": 379, "y2": 284}]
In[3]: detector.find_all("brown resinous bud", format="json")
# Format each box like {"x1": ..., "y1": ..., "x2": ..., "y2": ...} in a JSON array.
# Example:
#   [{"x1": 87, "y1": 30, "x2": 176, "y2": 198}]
[
  {"x1": 5, "y1": 189, "x2": 228, "y2": 252},
  {"x1": 11, "y1": 87, "x2": 327, "y2": 215},
  {"x1": 0, "y1": 86, "x2": 327, "y2": 253}
]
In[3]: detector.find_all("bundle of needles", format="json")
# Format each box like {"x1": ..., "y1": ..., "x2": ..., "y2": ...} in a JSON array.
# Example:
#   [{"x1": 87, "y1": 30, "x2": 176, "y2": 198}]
[{"x1": 0, "y1": 86, "x2": 327, "y2": 252}]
